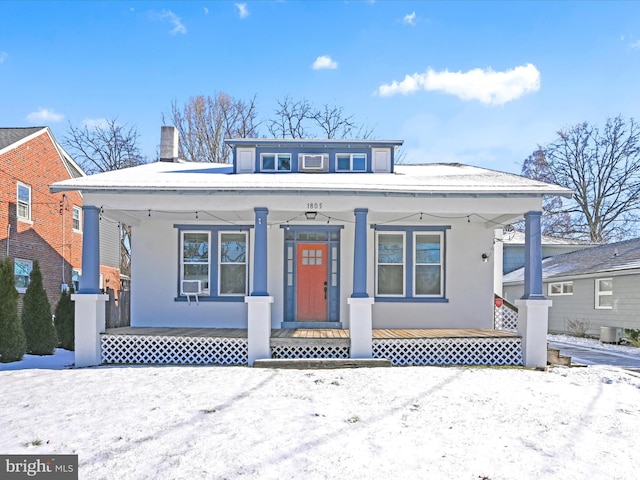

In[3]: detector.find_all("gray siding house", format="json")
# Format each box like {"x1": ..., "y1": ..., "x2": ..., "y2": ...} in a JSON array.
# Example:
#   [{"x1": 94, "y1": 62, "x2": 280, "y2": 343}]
[{"x1": 503, "y1": 238, "x2": 640, "y2": 335}]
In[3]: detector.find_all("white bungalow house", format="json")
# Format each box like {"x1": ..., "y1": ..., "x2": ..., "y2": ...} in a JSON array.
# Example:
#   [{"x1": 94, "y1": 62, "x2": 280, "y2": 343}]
[{"x1": 50, "y1": 127, "x2": 572, "y2": 368}]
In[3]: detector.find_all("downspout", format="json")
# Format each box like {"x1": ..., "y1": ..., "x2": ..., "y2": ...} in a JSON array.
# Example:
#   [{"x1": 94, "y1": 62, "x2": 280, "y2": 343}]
[
  {"x1": 61, "y1": 194, "x2": 66, "y2": 286},
  {"x1": 6, "y1": 224, "x2": 10, "y2": 257}
]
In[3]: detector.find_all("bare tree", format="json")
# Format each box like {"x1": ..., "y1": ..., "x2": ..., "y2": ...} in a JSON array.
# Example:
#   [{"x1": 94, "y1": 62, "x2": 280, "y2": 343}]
[
  {"x1": 520, "y1": 148, "x2": 573, "y2": 237},
  {"x1": 163, "y1": 93, "x2": 258, "y2": 163},
  {"x1": 523, "y1": 116, "x2": 640, "y2": 242},
  {"x1": 63, "y1": 119, "x2": 145, "y2": 280},
  {"x1": 267, "y1": 96, "x2": 375, "y2": 139},
  {"x1": 267, "y1": 96, "x2": 314, "y2": 139},
  {"x1": 64, "y1": 119, "x2": 146, "y2": 174}
]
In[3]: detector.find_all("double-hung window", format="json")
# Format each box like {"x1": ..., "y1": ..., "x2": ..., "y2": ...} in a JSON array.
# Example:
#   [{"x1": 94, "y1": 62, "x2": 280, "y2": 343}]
[
  {"x1": 336, "y1": 153, "x2": 367, "y2": 172},
  {"x1": 14, "y1": 259, "x2": 32, "y2": 292},
  {"x1": 181, "y1": 231, "x2": 211, "y2": 295},
  {"x1": 261, "y1": 153, "x2": 291, "y2": 172},
  {"x1": 178, "y1": 226, "x2": 249, "y2": 300},
  {"x1": 72, "y1": 206, "x2": 82, "y2": 232},
  {"x1": 375, "y1": 226, "x2": 448, "y2": 301},
  {"x1": 595, "y1": 278, "x2": 613, "y2": 309},
  {"x1": 548, "y1": 281, "x2": 573, "y2": 296},
  {"x1": 17, "y1": 182, "x2": 31, "y2": 221}
]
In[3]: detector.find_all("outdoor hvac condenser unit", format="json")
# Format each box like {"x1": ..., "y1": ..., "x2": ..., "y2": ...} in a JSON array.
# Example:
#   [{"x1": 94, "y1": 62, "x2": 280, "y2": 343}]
[{"x1": 600, "y1": 326, "x2": 623, "y2": 344}]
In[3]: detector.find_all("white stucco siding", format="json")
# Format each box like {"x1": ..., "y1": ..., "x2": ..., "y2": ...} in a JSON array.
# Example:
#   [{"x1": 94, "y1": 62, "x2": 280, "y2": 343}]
[
  {"x1": 130, "y1": 220, "x2": 249, "y2": 328},
  {"x1": 371, "y1": 222, "x2": 495, "y2": 329}
]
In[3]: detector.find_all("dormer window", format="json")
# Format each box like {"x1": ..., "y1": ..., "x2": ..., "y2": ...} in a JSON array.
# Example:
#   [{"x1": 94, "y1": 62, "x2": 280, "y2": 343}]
[
  {"x1": 261, "y1": 153, "x2": 291, "y2": 172},
  {"x1": 336, "y1": 153, "x2": 367, "y2": 172}
]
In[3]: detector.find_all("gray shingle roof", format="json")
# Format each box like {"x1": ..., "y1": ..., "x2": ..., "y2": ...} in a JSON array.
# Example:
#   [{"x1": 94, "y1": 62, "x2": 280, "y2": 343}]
[
  {"x1": 503, "y1": 237, "x2": 640, "y2": 283},
  {"x1": 0, "y1": 127, "x2": 45, "y2": 150}
]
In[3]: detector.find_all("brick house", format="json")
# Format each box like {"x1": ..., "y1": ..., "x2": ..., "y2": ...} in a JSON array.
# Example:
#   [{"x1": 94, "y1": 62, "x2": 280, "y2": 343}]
[{"x1": 0, "y1": 127, "x2": 121, "y2": 310}]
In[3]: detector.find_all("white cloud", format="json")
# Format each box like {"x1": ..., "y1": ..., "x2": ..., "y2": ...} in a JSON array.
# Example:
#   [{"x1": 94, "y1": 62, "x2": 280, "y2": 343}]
[
  {"x1": 0, "y1": 51, "x2": 7, "y2": 64},
  {"x1": 204, "y1": 7, "x2": 209, "y2": 15},
  {"x1": 153, "y1": 10, "x2": 187, "y2": 35},
  {"x1": 630, "y1": 40, "x2": 640, "y2": 50},
  {"x1": 403, "y1": 12, "x2": 416, "y2": 26},
  {"x1": 378, "y1": 63, "x2": 541, "y2": 106},
  {"x1": 312, "y1": 55, "x2": 338, "y2": 70},
  {"x1": 82, "y1": 118, "x2": 110, "y2": 129},
  {"x1": 235, "y1": 3, "x2": 249, "y2": 18},
  {"x1": 26, "y1": 108, "x2": 64, "y2": 123}
]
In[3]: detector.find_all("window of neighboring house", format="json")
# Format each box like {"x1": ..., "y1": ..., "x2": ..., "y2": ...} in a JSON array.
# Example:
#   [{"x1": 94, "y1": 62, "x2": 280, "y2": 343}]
[
  {"x1": 178, "y1": 227, "x2": 250, "y2": 299},
  {"x1": 72, "y1": 269, "x2": 81, "y2": 292},
  {"x1": 595, "y1": 278, "x2": 613, "y2": 309},
  {"x1": 14, "y1": 259, "x2": 32, "y2": 292},
  {"x1": 17, "y1": 182, "x2": 31, "y2": 222},
  {"x1": 336, "y1": 153, "x2": 367, "y2": 172},
  {"x1": 261, "y1": 153, "x2": 291, "y2": 172},
  {"x1": 548, "y1": 281, "x2": 573, "y2": 296},
  {"x1": 72, "y1": 206, "x2": 82, "y2": 232},
  {"x1": 375, "y1": 227, "x2": 447, "y2": 301}
]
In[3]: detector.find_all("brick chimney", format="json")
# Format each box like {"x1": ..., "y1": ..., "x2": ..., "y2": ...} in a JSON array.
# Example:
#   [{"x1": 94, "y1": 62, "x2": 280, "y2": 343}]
[{"x1": 160, "y1": 126, "x2": 179, "y2": 162}]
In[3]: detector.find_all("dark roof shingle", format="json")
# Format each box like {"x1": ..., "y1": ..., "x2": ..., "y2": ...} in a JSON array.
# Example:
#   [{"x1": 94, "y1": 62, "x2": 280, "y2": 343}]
[{"x1": 0, "y1": 127, "x2": 45, "y2": 150}]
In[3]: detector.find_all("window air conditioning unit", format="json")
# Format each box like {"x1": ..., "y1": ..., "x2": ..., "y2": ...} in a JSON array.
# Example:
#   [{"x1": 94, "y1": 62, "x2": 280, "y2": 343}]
[
  {"x1": 181, "y1": 280, "x2": 202, "y2": 305},
  {"x1": 300, "y1": 154, "x2": 328, "y2": 172}
]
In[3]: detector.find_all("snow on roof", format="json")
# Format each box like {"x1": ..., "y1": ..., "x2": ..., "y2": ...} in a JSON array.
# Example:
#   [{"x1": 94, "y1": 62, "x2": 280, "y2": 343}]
[
  {"x1": 503, "y1": 237, "x2": 640, "y2": 283},
  {"x1": 50, "y1": 160, "x2": 573, "y2": 198},
  {"x1": 502, "y1": 230, "x2": 596, "y2": 246}
]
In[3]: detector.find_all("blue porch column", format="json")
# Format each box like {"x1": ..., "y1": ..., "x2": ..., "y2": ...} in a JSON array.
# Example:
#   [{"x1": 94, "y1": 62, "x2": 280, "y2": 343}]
[
  {"x1": 78, "y1": 205, "x2": 102, "y2": 294},
  {"x1": 246, "y1": 207, "x2": 272, "y2": 366},
  {"x1": 251, "y1": 207, "x2": 269, "y2": 296},
  {"x1": 522, "y1": 210, "x2": 544, "y2": 300},
  {"x1": 352, "y1": 208, "x2": 369, "y2": 298},
  {"x1": 72, "y1": 204, "x2": 108, "y2": 367},
  {"x1": 349, "y1": 208, "x2": 373, "y2": 358},
  {"x1": 516, "y1": 210, "x2": 552, "y2": 367}
]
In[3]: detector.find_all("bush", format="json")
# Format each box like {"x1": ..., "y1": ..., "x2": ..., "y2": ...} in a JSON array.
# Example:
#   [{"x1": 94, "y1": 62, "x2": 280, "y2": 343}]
[
  {"x1": 0, "y1": 258, "x2": 27, "y2": 362},
  {"x1": 54, "y1": 288, "x2": 74, "y2": 351},
  {"x1": 21, "y1": 261, "x2": 57, "y2": 355},
  {"x1": 624, "y1": 329, "x2": 640, "y2": 347},
  {"x1": 567, "y1": 319, "x2": 592, "y2": 338}
]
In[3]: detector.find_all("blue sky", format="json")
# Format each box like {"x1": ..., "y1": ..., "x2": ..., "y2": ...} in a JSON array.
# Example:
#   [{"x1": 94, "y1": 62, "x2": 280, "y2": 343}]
[{"x1": 1, "y1": 1, "x2": 639, "y2": 174}]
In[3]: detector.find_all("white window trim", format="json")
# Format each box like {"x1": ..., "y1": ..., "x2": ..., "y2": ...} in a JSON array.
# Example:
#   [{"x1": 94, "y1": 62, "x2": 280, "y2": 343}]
[
  {"x1": 17, "y1": 181, "x2": 32, "y2": 223},
  {"x1": 14, "y1": 258, "x2": 33, "y2": 293},
  {"x1": 548, "y1": 281, "x2": 573, "y2": 296},
  {"x1": 217, "y1": 230, "x2": 248, "y2": 296},
  {"x1": 336, "y1": 153, "x2": 367, "y2": 172},
  {"x1": 595, "y1": 277, "x2": 613, "y2": 309},
  {"x1": 413, "y1": 231, "x2": 443, "y2": 297},
  {"x1": 180, "y1": 231, "x2": 211, "y2": 296},
  {"x1": 260, "y1": 153, "x2": 291, "y2": 172},
  {"x1": 72, "y1": 205, "x2": 83, "y2": 233},
  {"x1": 375, "y1": 231, "x2": 406, "y2": 297}
]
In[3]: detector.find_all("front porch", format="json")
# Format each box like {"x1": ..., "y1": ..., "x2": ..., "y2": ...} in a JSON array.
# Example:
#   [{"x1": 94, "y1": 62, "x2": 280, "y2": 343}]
[{"x1": 100, "y1": 327, "x2": 523, "y2": 367}]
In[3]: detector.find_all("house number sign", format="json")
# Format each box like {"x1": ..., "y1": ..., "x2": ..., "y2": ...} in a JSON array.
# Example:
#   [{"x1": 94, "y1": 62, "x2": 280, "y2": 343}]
[{"x1": 306, "y1": 202, "x2": 323, "y2": 209}]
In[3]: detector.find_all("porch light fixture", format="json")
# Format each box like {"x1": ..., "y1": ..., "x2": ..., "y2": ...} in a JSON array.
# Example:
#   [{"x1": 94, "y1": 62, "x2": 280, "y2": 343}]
[{"x1": 305, "y1": 211, "x2": 317, "y2": 220}]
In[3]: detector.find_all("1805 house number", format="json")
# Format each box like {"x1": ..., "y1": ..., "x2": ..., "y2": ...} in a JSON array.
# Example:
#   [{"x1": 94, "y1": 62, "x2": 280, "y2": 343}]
[{"x1": 306, "y1": 202, "x2": 323, "y2": 209}]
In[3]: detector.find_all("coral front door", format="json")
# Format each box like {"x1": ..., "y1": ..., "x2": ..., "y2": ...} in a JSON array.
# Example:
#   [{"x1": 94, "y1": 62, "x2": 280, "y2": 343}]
[{"x1": 296, "y1": 244, "x2": 328, "y2": 321}]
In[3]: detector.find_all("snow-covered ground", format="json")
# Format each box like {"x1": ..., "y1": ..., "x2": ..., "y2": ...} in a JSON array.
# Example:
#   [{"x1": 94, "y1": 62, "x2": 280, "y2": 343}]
[{"x1": 2, "y1": 347, "x2": 640, "y2": 480}]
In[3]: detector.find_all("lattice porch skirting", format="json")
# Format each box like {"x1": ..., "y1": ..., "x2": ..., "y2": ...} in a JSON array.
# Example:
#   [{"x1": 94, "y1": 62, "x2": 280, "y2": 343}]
[
  {"x1": 101, "y1": 334, "x2": 248, "y2": 365},
  {"x1": 372, "y1": 337, "x2": 523, "y2": 366},
  {"x1": 271, "y1": 345, "x2": 350, "y2": 360}
]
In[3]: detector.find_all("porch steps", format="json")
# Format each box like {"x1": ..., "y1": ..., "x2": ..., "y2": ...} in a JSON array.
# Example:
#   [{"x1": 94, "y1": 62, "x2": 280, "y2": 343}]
[
  {"x1": 547, "y1": 344, "x2": 572, "y2": 367},
  {"x1": 254, "y1": 358, "x2": 392, "y2": 369}
]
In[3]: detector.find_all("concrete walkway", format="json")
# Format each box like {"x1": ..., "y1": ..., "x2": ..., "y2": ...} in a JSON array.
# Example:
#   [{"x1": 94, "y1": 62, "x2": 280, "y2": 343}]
[{"x1": 549, "y1": 341, "x2": 640, "y2": 369}]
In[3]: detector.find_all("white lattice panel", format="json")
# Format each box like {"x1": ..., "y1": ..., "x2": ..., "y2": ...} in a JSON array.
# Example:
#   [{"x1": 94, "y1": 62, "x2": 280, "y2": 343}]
[
  {"x1": 494, "y1": 305, "x2": 519, "y2": 332},
  {"x1": 101, "y1": 334, "x2": 248, "y2": 365},
  {"x1": 271, "y1": 345, "x2": 349, "y2": 359},
  {"x1": 372, "y1": 337, "x2": 522, "y2": 366}
]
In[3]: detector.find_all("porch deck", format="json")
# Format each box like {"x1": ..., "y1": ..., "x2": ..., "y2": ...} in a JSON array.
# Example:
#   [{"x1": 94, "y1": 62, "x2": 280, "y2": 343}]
[{"x1": 101, "y1": 327, "x2": 522, "y2": 366}]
